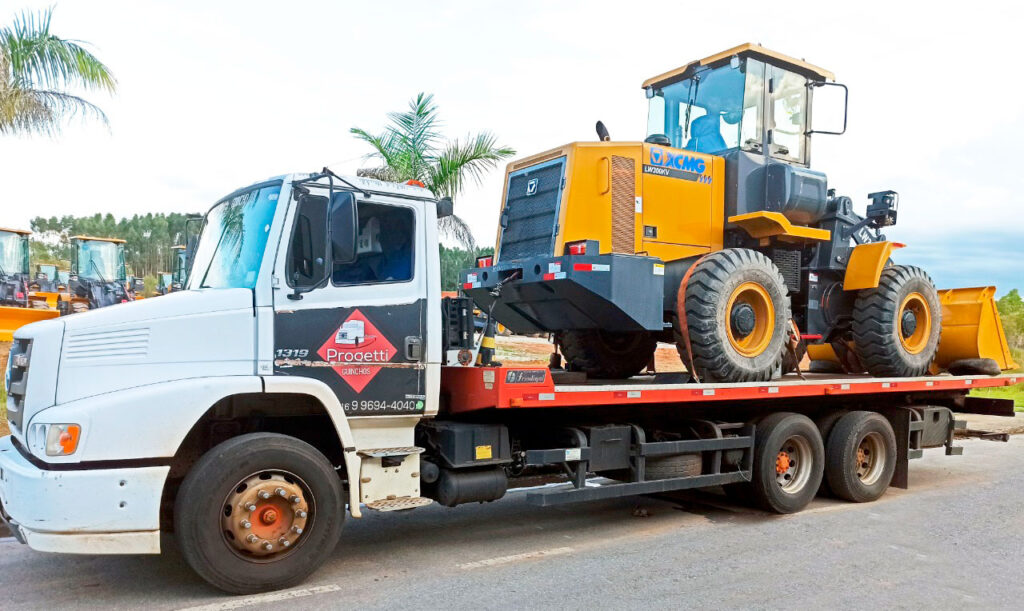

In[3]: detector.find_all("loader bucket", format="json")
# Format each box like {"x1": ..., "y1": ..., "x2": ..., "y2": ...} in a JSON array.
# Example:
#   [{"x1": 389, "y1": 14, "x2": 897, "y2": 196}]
[
  {"x1": 30, "y1": 291, "x2": 61, "y2": 309},
  {"x1": 0, "y1": 305, "x2": 59, "y2": 342},
  {"x1": 934, "y1": 287, "x2": 1018, "y2": 371}
]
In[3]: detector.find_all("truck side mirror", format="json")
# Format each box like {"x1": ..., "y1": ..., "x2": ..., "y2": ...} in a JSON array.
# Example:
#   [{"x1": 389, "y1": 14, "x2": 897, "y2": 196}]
[
  {"x1": 807, "y1": 82, "x2": 848, "y2": 136},
  {"x1": 437, "y1": 197, "x2": 454, "y2": 219},
  {"x1": 330, "y1": 192, "x2": 359, "y2": 265}
]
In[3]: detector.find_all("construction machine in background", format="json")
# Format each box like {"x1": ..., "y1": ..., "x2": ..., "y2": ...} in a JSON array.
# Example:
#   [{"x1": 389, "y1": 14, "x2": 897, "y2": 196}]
[
  {"x1": 463, "y1": 43, "x2": 1016, "y2": 381},
  {"x1": 0, "y1": 228, "x2": 59, "y2": 340},
  {"x1": 61, "y1": 235, "x2": 135, "y2": 314}
]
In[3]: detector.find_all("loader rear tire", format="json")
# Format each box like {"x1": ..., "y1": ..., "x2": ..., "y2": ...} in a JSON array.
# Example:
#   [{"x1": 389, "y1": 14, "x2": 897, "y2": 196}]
[
  {"x1": 852, "y1": 265, "x2": 941, "y2": 377},
  {"x1": 556, "y1": 330, "x2": 656, "y2": 379},
  {"x1": 677, "y1": 249, "x2": 791, "y2": 382}
]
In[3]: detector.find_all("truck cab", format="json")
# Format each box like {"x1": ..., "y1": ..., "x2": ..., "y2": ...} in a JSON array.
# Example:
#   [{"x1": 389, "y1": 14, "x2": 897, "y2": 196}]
[{"x1": 1, "y1": 172, "x2": 445, "y2": 573}]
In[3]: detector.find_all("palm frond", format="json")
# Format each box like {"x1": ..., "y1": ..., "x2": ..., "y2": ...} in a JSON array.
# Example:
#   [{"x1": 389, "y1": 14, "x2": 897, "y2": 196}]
[
  {"x1": 355, "y1": 166, "x2": 399, "y2": 182},
  {"x1": 0, "y1": 86, "x2": 108, "y2": 135},
  {"x1": 0, "y1": 7, "x2": 116, "y2": 92},
  {"x1": 428, "y1": 131, "x2": 516, "y2": 199},
  {"x1": 438, "y1": 213, "x2": 477, "y2": 251}
]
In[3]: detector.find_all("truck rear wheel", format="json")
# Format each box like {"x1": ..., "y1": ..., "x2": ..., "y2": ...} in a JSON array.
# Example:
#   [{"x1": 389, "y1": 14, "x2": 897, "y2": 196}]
[
  {"x1": 556, "y1": 329, "x2": 656, "y2": 379},
  {"x1": 852, "y1": 265, "x2": 941, "y2": 377},
  {"x1": 677, "y1": 249, "x2": 791, "y2": 382},
  {"x1": 824, "y1": 411, "x2": 896, "y2": 503},
  {"x1": 174, "y1": 433, "x2": 345, "y2": 594},
  {"x1": 748, "y1": 412, "x2": 824, "y2": 513}
]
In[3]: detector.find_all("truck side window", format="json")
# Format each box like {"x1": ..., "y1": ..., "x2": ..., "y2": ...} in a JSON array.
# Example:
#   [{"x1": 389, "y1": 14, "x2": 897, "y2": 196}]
[
  {"x1": 286, "y1": 195, "x2": 328, "y2": 288},
  {"x1": 333, "y1": 203, "x2": 415, "y2": 285}
]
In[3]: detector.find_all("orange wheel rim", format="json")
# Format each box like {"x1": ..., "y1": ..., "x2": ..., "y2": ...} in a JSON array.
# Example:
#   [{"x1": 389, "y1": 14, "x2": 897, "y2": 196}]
[
  {"x1": 897, "y1": 292, "x2": 931, "y2": 354},
  {"x1": 726, "y1": 282, "x2": 775, "y2": 358}
]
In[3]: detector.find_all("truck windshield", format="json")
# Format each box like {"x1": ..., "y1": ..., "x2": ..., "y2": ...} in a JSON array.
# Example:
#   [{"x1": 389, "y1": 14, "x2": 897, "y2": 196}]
[
  {"x1": 0, "y1": 232, "x2": 27, "y2": 277},
  {"x1": 79, "y1": 241, "x2": 126, "y2": 282},
  {"x1": 646, "y1": 59, "x2": 760, "y2": 154},
  {"x1": 190, "y1": 182, "x2": 281, "y2": 290}
]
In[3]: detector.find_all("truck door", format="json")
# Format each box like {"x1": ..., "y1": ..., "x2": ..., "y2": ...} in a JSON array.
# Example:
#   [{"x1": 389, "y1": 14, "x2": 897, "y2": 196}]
[{"x1": 272, "y1": 193, "x2": 428, "y2": 416}]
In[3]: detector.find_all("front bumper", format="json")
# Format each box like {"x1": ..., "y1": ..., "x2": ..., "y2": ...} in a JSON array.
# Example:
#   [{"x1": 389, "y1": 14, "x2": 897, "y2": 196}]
[
  {"x1": 460, "y1": 253, "x2": 666, "y2": 334},
  {"x1": 0, "y1": 435, "x2": 167, "y2": 554}
]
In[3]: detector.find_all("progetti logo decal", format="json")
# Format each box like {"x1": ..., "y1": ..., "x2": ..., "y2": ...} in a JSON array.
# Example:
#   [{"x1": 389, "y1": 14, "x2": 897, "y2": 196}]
[
  {"x1": 644, "y1": 146, "x2": 712, "y2": 184},
  {"x1": 318, "y1": 310, "x2": 397, "y2": 392}
]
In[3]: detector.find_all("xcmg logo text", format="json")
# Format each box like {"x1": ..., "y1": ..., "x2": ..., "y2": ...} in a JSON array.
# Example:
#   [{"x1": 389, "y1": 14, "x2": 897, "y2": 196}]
[{"x1": 649, "y1": 147, "x2": 706, "y2": 174}]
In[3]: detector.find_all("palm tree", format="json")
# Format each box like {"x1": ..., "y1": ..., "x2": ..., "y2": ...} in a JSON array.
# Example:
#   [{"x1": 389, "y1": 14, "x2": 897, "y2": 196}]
[
  {"x1": 351, "y1": 93, "x2": 515, "y2": 249},
  {"x1": 0, "y1": 7, "x2": 116, "y2": 136}
]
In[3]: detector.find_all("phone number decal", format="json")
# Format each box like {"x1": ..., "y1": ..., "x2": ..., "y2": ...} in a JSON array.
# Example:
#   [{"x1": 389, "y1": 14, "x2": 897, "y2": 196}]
[{"x1": 340, "y1": 399, "x2": 425, "y2": 413}]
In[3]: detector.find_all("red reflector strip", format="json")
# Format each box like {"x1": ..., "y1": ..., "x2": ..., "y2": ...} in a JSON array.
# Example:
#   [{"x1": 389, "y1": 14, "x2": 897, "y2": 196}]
[
  {"x1": 543, "y1": 272, "x2": 567, "y2": 281},
  {"x1": 572, "y1": 263, "x2": 610, "y2": 272},
  {"x1": 462, "y1": 282, "x2": 480, "y2": 290},
  {"x1": 801, "y1": 334, "x2": 823, "y2": 341}
]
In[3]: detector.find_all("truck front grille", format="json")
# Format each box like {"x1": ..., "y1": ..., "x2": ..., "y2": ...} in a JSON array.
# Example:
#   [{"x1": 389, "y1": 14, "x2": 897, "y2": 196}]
[
  {"x1": 497, "y1": 157, "x2": 566, "y2": 262},
  {"x1": 6, "y1": 338, "x2": 31, "y2": 434}
]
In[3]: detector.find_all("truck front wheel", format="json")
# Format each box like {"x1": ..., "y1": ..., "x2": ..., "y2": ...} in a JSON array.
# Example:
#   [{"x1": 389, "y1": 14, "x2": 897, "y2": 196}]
[{"x1": 174, "y1": 433, "x2": 345, "y2": 594}]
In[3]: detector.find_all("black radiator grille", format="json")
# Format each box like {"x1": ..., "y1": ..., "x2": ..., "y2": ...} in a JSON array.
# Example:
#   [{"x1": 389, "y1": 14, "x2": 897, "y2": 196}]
[
  {"x1": 6, "y1": 338, "x2": 31, "y2": 434},
  {"x1": 771, "y1": 248, "x2": 802, "y2": 293},
  {"x1": 497, "y1": 157, "x2": 566, "y2": 261}
]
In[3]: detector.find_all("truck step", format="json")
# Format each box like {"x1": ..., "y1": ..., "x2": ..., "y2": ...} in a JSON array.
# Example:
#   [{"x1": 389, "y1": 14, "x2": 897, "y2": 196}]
[
  {"x1": 365, "y1": 496, "x2": 434, "y2": 512},
  {"x1": 357, "y1": 446, "x2": 425, "y2": 458}
]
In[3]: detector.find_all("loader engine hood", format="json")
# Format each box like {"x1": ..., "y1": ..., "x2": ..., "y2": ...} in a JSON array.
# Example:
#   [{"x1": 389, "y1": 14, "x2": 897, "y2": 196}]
[{"x1": 8, "y1": 289, "x2": 258, "y2": 435}]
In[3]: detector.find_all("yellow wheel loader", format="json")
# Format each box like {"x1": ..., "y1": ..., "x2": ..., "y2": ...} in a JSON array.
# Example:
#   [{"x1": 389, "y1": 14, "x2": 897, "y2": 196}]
[
  {"x1": 61, "y1": 235, "x2": 134, "y2": 314},
  {"x1": 0, "y1": 228, "x2": 59, "y2": 341},
  {"x1": 462, "y1": 44, "x2": 1016, "y2": 381}
]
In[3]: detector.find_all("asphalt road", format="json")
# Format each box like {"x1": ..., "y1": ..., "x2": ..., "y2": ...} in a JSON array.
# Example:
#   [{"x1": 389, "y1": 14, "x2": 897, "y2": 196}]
[{"x1": 2, "y1": 437, "x2": 1024, "y2": 610}]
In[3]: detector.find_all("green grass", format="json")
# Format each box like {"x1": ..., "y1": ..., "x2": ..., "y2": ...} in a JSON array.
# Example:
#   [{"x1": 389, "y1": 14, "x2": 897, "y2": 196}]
[{"x1": 971, "y1": 384, "x2": 1024, "y2": 411}]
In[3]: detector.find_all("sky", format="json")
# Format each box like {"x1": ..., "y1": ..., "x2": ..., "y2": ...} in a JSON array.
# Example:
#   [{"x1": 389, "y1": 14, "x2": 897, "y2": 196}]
[{"x1": 1, "y1": 0, "x2": 1022, "y2": 292}]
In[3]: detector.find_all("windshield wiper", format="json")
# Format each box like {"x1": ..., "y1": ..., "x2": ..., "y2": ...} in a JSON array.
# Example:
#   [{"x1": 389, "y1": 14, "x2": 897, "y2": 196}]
[
  {"x1": 0, "y1": 261, "x2": 7, "y2": 280},
  {"x1": 88, "y1": 258, "x2": 111, "y2": 286},
  {"x1": 683, "y1": 74, "x2": 702, "y2": 140}
]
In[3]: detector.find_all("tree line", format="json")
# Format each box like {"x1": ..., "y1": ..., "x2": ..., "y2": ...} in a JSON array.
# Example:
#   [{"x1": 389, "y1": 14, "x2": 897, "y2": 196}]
[
  {"x1": 29, "y1": 212, "x2": 199, "y2": 277},
  {"x1": 997, "y1": 290, "x2": 1024, "y2": 370}
]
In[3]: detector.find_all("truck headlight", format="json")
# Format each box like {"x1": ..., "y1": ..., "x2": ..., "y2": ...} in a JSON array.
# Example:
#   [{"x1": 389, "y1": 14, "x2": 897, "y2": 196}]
[{"x1": 31, "y1": 423, "x2": 82, "y2": 456}]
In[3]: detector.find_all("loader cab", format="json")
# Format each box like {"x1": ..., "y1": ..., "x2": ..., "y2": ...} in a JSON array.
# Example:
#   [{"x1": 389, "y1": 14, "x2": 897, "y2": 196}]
[
  {"x1": 644, "y1": 44, "x2": 843, "y2": 219},
  {"x1": 644, "y1": 44, "x2": 837, "y2": 168},
  {"x1": 0, "y1": 228, "x2": 31, "y2": 306},
  {"x1": 71, "y1": 236, "x2": 128, "y2": 284},
  {"x1": 68, "y1": 236, "x2": 131, "y2": 309}
]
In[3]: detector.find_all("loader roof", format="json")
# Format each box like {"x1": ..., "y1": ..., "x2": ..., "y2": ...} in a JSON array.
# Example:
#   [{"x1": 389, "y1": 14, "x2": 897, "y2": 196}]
[
  {"x1": 71, "y1": 235, "x2": 126, "y2": 244},
  {"x1": 0, "y1": 227, "x2": 31, "y2": 235},
  {"x1": 641, "y1": 43, "x2": 835, "y2": 89}
]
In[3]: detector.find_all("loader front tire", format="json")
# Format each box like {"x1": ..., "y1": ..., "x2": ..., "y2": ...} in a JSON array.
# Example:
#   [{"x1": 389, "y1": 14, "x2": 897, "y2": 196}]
[
  {"x1": 677, "y1": 249, "x2": 791, "y2": 382},
  {"x1": 852, "y1": 265, "x2": 941, "y2": 377},
  {"x1": 556, "y1": 329, "x2": 656, "y2": 379}
]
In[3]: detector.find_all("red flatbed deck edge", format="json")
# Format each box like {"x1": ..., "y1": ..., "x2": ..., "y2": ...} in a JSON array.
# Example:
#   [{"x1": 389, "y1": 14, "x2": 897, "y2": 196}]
[{"x1": 441, "y1": 367, "x2": 1022, "y2": 413}]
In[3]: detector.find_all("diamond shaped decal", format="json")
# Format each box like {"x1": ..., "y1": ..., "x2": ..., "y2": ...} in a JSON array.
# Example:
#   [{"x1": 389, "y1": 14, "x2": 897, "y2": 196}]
[{"x1": 317, "y1": 309, "x2": 397, "y2": 393}]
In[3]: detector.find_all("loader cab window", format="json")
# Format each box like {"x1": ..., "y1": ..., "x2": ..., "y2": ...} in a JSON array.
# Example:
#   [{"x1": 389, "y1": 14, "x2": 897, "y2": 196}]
[
  {"x1": 646, "y1": 59, "x2": 758, "y2": 155},
  {"x1": 333, "y1": 203, "x2": 415, "y2": 285},
  {"x1": 767, "y1": 65, "x2": 808, "y2": 164},
  {"x1": 0, "y1": 232, "x2": 28, "y2": 277}
]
